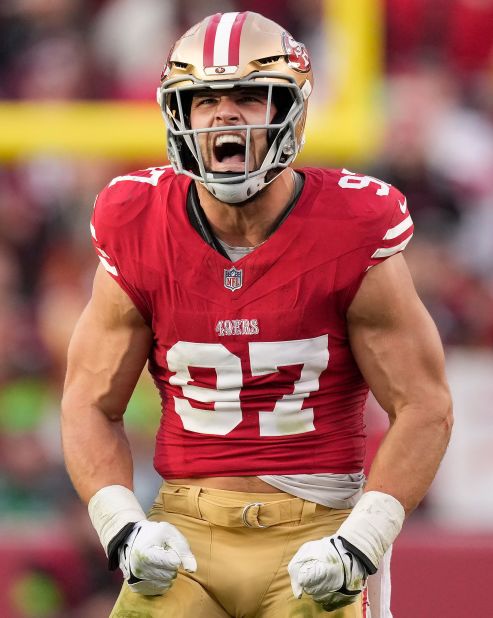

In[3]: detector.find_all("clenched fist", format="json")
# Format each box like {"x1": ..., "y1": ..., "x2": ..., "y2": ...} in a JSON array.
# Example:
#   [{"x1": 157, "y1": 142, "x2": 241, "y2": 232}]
[
  {"x1": 119, "y1": 520, "x2": 197, "y2": 596},
  {"x1": 288, "y1": 535, "x2": 367, "y2": 611}
]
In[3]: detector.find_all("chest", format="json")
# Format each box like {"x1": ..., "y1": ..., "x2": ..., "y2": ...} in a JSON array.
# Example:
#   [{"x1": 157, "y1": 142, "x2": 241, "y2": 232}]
[{"x1": 152, "y1": 237, "x2": 346, "y2": 343}]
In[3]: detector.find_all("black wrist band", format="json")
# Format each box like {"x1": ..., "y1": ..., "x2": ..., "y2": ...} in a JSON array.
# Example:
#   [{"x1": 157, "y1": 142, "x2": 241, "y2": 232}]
[
  {"x1": 107, "y1": 522, "x2": 137, "y2": 571},
  {"x1": 339, "y1": 536, "x2": 378, "y2": 575}
]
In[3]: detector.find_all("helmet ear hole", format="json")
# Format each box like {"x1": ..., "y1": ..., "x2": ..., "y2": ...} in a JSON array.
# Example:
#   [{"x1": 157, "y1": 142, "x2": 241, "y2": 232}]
[
  {"x1": 267, "y1": 85, "x2": 297, "y2": 153},
  {"x1": 170, "y1": 135, "x2": 197, "y2": 173},
  {"x1": 167, "y1": 91, "x2": 192, "y2": 128},
  {"x1": 272, "y1": 86, "x2": 295, "y2": 122}
]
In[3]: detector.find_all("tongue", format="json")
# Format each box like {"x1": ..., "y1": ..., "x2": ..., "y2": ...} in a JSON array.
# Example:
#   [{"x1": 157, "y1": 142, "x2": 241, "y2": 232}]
[{"x1": 221, "y1": 154, "x2": 245, "y2": 164}]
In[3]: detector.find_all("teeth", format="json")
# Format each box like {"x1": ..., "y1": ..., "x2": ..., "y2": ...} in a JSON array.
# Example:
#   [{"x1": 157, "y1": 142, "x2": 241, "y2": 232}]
[{"x1": 215, "y1": 134, "x2": 245, "y2": 147}]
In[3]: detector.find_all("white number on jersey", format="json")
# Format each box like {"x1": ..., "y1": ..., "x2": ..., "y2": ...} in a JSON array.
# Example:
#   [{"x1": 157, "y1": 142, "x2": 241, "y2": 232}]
[
  {"x1": 338, "y1": 169, "x2": 391, "y2": 196},
  {"x1": 167, "y1": 335, "x2": 329, "y2": 437},
  {"x1": 168, "y1": 342, "x2": 243, "y2": 435},
  {"x1": 108, "y1": 166, "x2": 171, "y2": 188}
]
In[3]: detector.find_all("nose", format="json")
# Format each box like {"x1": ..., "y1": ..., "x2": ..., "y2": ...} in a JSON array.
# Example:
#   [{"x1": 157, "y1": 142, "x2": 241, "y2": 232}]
[{"x1": 214, "y1": 96, "x2": 240, "y2": 124}]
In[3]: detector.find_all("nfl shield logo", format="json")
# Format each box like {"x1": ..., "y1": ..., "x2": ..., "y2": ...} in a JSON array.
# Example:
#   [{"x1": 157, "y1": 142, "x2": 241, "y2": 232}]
[{"x1": 224, "y1": 266, "x2": 243, "y2": 291}]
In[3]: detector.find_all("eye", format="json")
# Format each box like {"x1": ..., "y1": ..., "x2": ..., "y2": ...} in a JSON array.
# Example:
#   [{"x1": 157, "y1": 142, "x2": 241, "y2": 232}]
[
  {"x1": 193, "y1": 95, "x2": 218, "y2": 107},
  {"x1": 238, "y1": 93, "x2": 266, "y2": 104}
]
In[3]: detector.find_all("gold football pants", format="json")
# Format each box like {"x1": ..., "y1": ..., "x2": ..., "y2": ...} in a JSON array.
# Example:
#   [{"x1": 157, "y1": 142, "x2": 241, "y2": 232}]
[{"x1": 110, "y1": 482, "x2": 367, "y2": 618}]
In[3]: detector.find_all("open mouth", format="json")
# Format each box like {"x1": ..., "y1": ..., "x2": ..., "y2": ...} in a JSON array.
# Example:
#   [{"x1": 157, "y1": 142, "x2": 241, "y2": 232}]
[{"x1": 213, "y1": 134, "x2": 247, "y2": 168}]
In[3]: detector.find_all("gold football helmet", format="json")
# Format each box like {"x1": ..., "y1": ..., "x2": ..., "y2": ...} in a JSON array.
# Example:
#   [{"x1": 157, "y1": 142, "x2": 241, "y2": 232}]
[{"x1": 157, "y1": 11, "x2": 313, "y2": 203}]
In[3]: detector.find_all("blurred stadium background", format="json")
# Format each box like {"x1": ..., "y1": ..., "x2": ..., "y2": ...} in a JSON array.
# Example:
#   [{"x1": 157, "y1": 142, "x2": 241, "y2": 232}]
[{"x1": 0, "y1": 1, "x2": 492, "y2": 616}]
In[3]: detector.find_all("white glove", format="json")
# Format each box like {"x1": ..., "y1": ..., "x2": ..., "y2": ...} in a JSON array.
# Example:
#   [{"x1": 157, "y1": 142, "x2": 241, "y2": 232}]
[
  {"x1": 288, "y1": 535, "x2": 367, "y2": 611},
  {"x1": 119, "y1": 520, "x2": 197, "y2": 595},
  {"x1": 88, "y1": 485, "x2": 197, "y2": 596},
  {"x1": 288, "y1": 491, "x2": 405, "y2": 611}
]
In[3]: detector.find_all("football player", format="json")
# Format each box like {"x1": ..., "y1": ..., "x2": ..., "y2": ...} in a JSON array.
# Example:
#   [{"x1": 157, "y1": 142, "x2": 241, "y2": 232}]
[{"x1": 61, "y1": 11, "x2": 453, "y2": 618}]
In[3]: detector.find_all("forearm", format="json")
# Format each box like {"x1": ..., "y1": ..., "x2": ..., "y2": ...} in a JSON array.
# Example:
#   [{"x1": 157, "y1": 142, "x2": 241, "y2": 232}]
[
  {"x1": 62, "y1": 395, "x2": 198, "y2": 593},
  {"x1": 61, "y1": 400, "x2": 134, "y2": 504},
  {"x1": 328, "y1": 401, "x2": 451, "y2": 580},
  {"x1": 365, "y1": 399, "x2": 452, "y2": 515}
]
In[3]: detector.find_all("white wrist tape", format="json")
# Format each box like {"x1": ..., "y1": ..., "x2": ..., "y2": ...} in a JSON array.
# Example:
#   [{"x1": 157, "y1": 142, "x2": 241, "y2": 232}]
[
  {"x1": 338, "y1": 491, "x2": 405, "y2": 571},
  {"x1": 88, "y1": 485, "x2": 147, "y2": 555}
]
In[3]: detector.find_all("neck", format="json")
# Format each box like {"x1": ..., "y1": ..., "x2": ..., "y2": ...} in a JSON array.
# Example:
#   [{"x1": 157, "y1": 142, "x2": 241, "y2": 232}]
[{"x1": 194, "y1": 169, "x2": 295, "y2": 247}]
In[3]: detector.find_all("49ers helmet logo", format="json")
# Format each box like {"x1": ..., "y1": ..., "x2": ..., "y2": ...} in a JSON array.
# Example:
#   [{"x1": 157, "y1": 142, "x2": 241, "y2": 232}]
[{"x1": 282, "y1": 32, "x2": 311, "y2": 73}]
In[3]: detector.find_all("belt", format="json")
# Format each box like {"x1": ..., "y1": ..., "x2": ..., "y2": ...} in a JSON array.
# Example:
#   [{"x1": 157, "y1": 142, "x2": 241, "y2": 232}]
[{"x1": 158, "y1": 484, "x2": 333, "y2": 529}]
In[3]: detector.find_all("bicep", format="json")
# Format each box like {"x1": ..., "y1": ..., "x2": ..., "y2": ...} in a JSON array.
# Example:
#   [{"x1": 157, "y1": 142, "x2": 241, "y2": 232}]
[
  {"x1": 347, "y1": 253, "x2": 449, "y2": 419},
  {"x1": 63, "y1": 265, "x2": 153, "y2": 421}
]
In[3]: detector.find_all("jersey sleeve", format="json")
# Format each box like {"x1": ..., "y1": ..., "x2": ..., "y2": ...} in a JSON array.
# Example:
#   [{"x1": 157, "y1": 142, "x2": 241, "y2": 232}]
[
  {"x1": 365, "y1": 189, "x2": 413, "y2": 269},
  {"x1": 90, "y1": 176, "x2": 154, "y2": 323},
  {"x1": 334, "y1": 172, "x2": 414, "y2": 313}
]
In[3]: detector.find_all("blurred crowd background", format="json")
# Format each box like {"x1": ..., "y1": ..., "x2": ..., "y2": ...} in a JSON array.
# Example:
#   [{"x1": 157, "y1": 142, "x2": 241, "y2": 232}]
[{"x1": 0, "y1": 1, "x2": 492, "y2": 617}]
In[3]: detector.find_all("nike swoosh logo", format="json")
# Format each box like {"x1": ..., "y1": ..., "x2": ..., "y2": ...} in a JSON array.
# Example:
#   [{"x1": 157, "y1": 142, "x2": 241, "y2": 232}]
[{"x1": 398, "y1": 198, "x2": 407, "y2": 213}]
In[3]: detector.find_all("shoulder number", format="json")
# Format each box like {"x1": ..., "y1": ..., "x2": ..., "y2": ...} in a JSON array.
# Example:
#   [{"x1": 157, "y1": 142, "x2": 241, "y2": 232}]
[
  {"x1": 338, "y1": 169, "x2": 391, "y2": 196},
  {"x1": 108, "y1": 166, "x2": 171, "y2": 188}
]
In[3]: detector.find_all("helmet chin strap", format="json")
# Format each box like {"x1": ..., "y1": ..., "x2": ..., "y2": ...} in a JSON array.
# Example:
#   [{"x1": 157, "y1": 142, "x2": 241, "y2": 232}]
[{"x1": 202, "y1": 171, "x2": 269, "y2": 203}]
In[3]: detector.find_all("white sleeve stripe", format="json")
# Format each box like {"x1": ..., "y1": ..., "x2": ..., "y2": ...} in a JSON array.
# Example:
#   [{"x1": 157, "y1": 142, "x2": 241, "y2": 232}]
[
  {"x1": 90, "y1": 222, "x2": 97, "y2": 240},
  {"x1": 97, "y1": 254, "x2": 118, "y2": 276},
  {"x1": 97, "y1": 247, "x2": 112, "y2": 259},
  {"x1": 371, "y1": 234, "x2": 413, "y2": 259},
  {"x1": 383, "y1": 215, "x2": 413, "y2": 240}
]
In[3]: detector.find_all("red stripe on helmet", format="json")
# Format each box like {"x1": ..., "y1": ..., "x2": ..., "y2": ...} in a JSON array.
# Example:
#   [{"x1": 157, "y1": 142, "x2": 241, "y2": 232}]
[
  {"x1": 228, "y1": 12, "x2": 247, "y2": 66},
  {"x1": 203, "y1": 13, "x2": 221, "y2": 67}
]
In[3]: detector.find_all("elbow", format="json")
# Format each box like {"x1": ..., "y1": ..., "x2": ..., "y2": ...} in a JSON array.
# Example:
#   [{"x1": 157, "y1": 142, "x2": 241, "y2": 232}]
[
  {"x1": 60, "y1": 390, "x2": 73, "y2": 423},
  {"x1": 430, "y1": 390, "x2": 454, "y2": 441},
  {"x1": 400, "y1": 389, "x2": 454, "y2": 442},
  {"x1": 60, "y1": 385, "x2": 84, "y2": 422},
  {"x1": 61, "y1": 387, "x2": 124, "y2": 426},
  {"x1": 444, "y1": 398, "x2": 454, "y2": 439}
]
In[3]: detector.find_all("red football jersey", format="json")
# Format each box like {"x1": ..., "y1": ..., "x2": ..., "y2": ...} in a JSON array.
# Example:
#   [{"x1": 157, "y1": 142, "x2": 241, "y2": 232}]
[{"x1": 91, "y1": 166, "x2": 413, "y2": 478}]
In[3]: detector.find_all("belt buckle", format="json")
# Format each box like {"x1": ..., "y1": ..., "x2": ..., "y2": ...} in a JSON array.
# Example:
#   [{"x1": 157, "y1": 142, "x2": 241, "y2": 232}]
[{"x1": 241, "y1": 502, "x2": 268, "y2": 528}]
